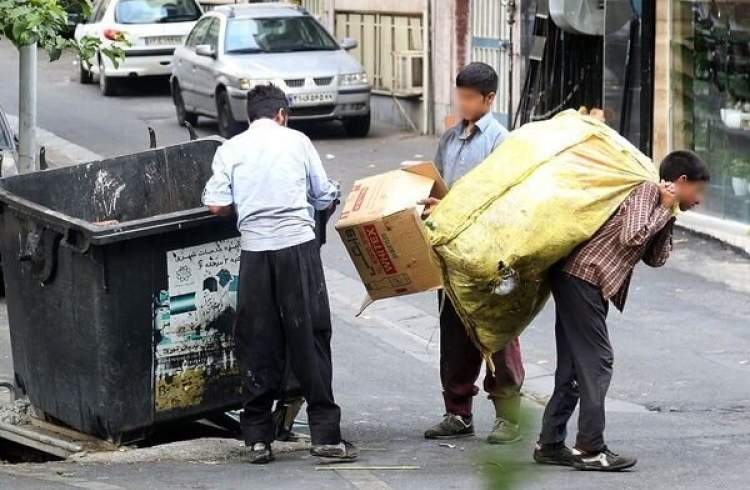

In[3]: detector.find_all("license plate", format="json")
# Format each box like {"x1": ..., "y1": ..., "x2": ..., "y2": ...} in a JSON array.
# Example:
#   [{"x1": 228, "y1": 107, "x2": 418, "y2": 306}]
[
  {"x1": 145, "y1": 36, "x2": 182, "y2": 46},
  {"x1": 288, "y1": 93, "x2": 335, "y2": 106}
]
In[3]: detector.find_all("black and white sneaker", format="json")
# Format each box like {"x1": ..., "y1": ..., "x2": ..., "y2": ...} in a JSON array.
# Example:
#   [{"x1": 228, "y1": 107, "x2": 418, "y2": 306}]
[
  {"x1": 424, "y1": 414, "x2": 474, "y2": 439},
  {"x1": 533, "y1": 442, "x2": 577, "y2": 467},
  {"x1": 573, "y1": 447, "x2": 637, "y2": 472},
  {"x1": 248, "y1": 442, "x2": 274, "y2": 464},
  {"x1": 311, "y1": 440, "x2": 359, "y2": 463}
]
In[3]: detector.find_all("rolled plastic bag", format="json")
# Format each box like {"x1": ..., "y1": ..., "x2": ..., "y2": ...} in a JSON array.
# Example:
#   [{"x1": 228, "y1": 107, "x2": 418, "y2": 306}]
[{"x1": 425, "y1": 110, "x2": 658, "y2": 366}]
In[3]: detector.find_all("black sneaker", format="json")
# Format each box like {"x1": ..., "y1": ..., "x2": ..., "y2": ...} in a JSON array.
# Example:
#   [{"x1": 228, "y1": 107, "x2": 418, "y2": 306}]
[
  {"x1": 573, "y1": 447, "x2": 637, "y2": 472},
  {"x1": 311, "y1": 440, "x2": 359, "y2": 463},
  {"x1": 424, "y1": 414, "x2": 474, "y2": 440},
  {"x1": 533, "y1": 442, "x2": 577, "y2": 467},
  {"x1": 248, "y1": 442, "x2": 274, "y2": 464}
]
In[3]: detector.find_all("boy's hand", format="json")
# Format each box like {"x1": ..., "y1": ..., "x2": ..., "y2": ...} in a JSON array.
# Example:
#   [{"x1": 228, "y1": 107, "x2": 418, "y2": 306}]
[
  {"x1": 418, "y1": 197, "x2": 441, "y2": 218},
  {"x1": 658, "y1": 181, "x2": 678, "y2": 209}
]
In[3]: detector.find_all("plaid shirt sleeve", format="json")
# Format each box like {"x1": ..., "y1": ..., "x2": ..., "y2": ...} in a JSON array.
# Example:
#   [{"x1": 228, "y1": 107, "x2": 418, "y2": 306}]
[
  {"x1": 619, "y1": 183, "x2": 674, "y2": 248},
  {"x1": 642, "y1": 218, "x2": 676, "y2": 268}
]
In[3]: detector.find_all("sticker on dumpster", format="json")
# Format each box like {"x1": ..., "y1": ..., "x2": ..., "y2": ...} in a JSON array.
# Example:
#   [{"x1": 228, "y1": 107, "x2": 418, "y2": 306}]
[{"x1": 154, "y1": 238, "x2": 241, "y2": 412}]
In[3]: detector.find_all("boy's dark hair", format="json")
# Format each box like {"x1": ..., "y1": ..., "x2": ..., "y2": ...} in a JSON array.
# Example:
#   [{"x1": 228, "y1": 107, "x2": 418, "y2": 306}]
[
  {"x1": 246, "y1": 84, "x2": 289, "y2": 122},
  {"x1": 659, "y1": 150, "x2": 710, "y2": 182},
  {"x1": 456, "y1": 62, "x2": 499, "y2": 96}
]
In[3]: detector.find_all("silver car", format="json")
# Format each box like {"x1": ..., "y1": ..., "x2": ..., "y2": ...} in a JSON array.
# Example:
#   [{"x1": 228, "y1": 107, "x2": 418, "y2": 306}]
[
  {"x1": 170, "y1": 3, "x2": 371, "y2": 137},
  {"x1": 0, "y1": 106, "x2": 18, "y2": 177}
]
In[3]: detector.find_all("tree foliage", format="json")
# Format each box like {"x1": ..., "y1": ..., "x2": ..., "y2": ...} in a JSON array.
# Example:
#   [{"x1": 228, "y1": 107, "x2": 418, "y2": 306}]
[{"x1": 0, "y1": 0, "x2": 124, "y2": 67}]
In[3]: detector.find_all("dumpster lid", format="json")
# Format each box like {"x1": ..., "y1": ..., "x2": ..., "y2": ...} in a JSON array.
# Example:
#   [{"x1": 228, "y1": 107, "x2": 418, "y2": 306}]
[{"x1": 0, "y1": 137, "x2": 230, "y2": 247}]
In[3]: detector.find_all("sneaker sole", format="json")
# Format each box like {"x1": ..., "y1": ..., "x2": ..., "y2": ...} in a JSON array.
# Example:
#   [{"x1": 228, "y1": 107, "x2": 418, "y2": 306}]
[
  {"x1": 315, "y1": 455, "x2": 359, "y2": 464},
  {"x1": 573, "y1": 459, "x2": 637, "y2": 472},
  {"x1": 533, "y1": 455, "x2": 576, "y2": 467},
  {"x1": 249, "y1": 455, "x2": 275, "y2": 465},
  {"x1": 424, "y1": 432, "x2": 475, "y2": 440},
  {"x1": 487, "y1": 435, "x2": 522, "y2": 445}
]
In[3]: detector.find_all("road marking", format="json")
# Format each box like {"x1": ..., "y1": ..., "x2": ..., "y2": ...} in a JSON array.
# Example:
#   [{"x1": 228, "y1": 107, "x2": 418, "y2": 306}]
[{"x1": 0, "y1": 466, "x2": 126, "y2": 489}]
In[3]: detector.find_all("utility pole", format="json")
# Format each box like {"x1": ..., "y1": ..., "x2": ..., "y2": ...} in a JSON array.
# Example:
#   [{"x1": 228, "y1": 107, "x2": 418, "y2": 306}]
[
  {"x1": 18, "y1": 42, "x2": 38, "y2": 174},
  {"x1": 504, "y1": 0, "x2": 516, "y2": 129}
]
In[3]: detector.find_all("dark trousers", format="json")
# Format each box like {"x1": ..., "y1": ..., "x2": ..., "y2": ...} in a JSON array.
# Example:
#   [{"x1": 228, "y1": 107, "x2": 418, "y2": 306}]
[
  {"x1": 235, "y1": 240, "x2": 341, "y2": 446},
  {"x1": 539, "y1": 270, "x2": 613, "y2": 453},
  {"x1": 440, "y1": 295, "x2": 525, "y2": 419}
]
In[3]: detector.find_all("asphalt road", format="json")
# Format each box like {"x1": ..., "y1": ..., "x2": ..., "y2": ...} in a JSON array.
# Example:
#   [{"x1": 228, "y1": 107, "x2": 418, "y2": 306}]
[{"x1": 0, "y1": 42, "x2": 748, "y2": 490}]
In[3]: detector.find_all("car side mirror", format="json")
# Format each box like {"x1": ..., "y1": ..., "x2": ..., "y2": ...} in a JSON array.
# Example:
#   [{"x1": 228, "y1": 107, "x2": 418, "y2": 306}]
[
  {"x1": 13, "y1": 133, "x2": 19, "y2": 146},
  {"x1": 195, "y1": 44, "x2": 216, "y2": 58},
  {"x1": 340, "y1": 37, "x2": 358, "y2": 51}
]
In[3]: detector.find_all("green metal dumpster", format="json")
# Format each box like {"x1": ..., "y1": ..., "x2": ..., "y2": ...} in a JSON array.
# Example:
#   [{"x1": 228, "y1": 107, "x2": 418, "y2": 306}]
[{"x1": 0, "y1": 137, "x2": 243, "y2": 442}]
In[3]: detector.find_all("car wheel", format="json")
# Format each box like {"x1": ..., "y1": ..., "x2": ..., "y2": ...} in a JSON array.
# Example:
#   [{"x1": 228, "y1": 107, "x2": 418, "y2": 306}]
[
  {"x1": 216, "y1": 89, "x2": 243, "y2": 138},
  {"x1": 172, "y1": 81, "x2": 198, "y2": 127},
  {"x1": 79, "y1": 61, "x2": 93, "y2": 84},
  {"x1": 99, "y1": 58, "x2": 118, "y2": 96},
  {"x1": 344, "y1": 113, "x2": 371, "y2": 138}
]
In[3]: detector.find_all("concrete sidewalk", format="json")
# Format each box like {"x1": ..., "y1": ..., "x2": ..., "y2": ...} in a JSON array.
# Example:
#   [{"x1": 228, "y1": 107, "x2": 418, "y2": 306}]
[
  {"x1": 676, "y1": 211, "x2": 750, "y2": 257},
  {"x1": 5, "y1": 115, "x2": 100, "y2": 169}
]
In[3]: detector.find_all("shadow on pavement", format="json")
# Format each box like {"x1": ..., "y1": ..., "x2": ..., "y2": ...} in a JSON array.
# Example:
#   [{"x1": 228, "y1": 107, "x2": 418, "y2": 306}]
[{"x1": 113, "y1": 76, "x2": 171, "y2": 98}]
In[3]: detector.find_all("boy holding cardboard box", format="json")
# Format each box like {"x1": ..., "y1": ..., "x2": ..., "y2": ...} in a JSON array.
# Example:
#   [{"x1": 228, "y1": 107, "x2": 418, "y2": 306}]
[{"x1": 421, "y1": 62, "x2": 524, "y2": 445}]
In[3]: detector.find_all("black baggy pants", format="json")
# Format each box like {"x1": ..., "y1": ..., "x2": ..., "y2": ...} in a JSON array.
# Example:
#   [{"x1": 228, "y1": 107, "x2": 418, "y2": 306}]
[
  {"x1": 538, "y1": 269, "x2": 613, "y2": 453},
  {"x1": 235, "y1": 240, "x2": 341, "y2": 446}
]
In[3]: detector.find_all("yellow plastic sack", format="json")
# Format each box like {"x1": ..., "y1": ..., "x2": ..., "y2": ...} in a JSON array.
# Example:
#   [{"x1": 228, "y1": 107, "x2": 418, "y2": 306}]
[{"x1": 425, "y1": 110, "x2": 658, "y2": 364}]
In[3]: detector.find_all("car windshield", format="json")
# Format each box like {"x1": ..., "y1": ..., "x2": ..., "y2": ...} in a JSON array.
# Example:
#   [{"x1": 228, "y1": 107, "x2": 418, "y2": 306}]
[
  {"x1": 114, "y1": 0, "x2": 201, "y2": 24},
  {"x1": 225, "y1": 16, "x2": 338, "y2": 54}
]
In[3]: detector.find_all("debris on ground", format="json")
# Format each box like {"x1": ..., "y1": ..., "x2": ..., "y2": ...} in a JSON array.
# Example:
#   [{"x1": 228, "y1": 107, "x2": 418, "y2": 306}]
[
  {"x1": 0, "y1": 399, "x2": 31, "y2": 426},
  {"x1": 69, "y1": 438, "x2": 310, "y2": 464}
]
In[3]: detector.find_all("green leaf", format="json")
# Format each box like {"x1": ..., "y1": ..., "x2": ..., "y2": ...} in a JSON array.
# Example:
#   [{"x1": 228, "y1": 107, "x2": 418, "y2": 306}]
[
  {"x1": 1, "y1": 0, "x2": 124, "y2": 67},
  {"x1": 47, "y1": 45, "x2": 62, "y2": 61}
]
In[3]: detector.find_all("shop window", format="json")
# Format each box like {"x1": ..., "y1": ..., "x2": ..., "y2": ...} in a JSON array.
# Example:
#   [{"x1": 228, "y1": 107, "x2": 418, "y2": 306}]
[{"x1": 672, "y1": 1, "x2": 750, "y2": 223}]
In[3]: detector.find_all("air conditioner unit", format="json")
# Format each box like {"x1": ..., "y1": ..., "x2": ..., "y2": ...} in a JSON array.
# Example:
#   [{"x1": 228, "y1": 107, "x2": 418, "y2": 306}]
[
  {"x1": 549, "y1": 0, "x2": 632, "y2": 37},
  {"x1": 550, "y1": 0, "x2": 605, "y2": 35},
  {"x1": 392, "y1": 51, "x2": 423, "y2": 97}
]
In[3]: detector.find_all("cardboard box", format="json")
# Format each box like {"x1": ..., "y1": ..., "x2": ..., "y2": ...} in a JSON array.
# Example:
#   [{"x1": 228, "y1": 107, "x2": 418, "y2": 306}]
[{"x1": 335, "y1": 161, "x2": 448, "y2": 305}]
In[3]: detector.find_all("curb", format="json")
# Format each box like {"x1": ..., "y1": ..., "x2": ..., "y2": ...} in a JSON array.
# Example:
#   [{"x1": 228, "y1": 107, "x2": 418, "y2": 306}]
[
  {"x1": 6, "y1": 115, "x2": 101, "y2": 167},
  {"x1": 676, "y1": 211, "x2": 750, "y2": 258}
]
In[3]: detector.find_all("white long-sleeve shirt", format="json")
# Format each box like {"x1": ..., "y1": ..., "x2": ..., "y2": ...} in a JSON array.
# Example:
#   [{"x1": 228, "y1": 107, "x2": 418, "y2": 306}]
[{"x1": 202, "y1": 118, "x2": 339, "y2": 251}]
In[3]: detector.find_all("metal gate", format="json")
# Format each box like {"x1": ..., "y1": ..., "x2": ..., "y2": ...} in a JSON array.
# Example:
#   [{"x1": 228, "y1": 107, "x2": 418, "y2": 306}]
[
  {"x1": 470, "y1": 0, "x2": 511, "y2": 125},
  {"x1": 335, "y1": 11, "x2": 423, "y2": 93},
  {"x1": 301, "y1": 0, "x2": 326, "y2": 19}
]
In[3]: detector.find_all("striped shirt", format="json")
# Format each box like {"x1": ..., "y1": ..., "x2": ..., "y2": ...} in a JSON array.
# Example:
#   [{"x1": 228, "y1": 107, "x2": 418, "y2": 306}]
[
  {"x1": 563, "y1": 182, "x2": 675, "y2": 311},
  {"x1": 434, "y1": 112, "x2": 509, "y2": 187}
]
